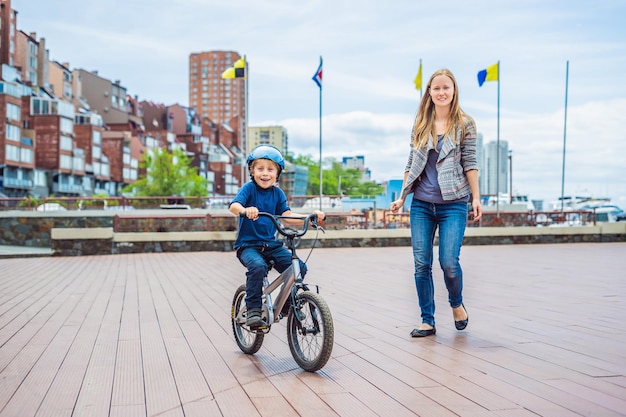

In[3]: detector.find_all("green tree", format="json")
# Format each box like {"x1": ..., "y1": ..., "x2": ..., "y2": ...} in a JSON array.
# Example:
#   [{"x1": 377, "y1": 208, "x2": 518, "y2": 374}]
[
  {"x1": 286, "y1": 153, "x2": 384, "y2": 197},
  {"x1": 122, "y1": 147, "x2": 208, "y2": 197}
]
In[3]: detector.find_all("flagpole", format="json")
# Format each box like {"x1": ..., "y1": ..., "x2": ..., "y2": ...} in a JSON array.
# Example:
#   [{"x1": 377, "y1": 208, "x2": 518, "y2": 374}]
[
  {"x1": 318, "y1": 56, "x2": 323, "y2": 211},
  {"x1": 242, "y1": 54, "x2": 248, "y2": 186},
  {"x1": 496, "y1": 60, "x2": 501, "y2": 217},
  {"x1": 560, "y1": 60, "x2": 569, "y2": 213},
  {"x1": 419, "y1": 58, "x2": 423, "y2": 101},
  {"x1": 241, "y1": 54, "x2": 250, "y2": 187}
]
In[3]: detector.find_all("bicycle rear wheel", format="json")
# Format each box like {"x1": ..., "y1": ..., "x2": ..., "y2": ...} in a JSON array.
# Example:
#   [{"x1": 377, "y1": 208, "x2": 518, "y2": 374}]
[
  {"x1": 231, "y1": 284, "x2": 264, "y2": 354},
  {"x1": 287, "y1": 290, "x2": 334, "y2": 372}
]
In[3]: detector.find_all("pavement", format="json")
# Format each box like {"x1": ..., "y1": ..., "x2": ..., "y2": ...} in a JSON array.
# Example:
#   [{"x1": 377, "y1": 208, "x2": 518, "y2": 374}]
[{"x1": 0, "y1": 245, "x2": 54, "y2": 258}]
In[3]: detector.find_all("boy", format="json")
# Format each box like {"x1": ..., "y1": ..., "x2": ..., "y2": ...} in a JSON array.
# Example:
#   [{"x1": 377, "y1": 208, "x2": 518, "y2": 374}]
[{"x1": 229, "y1": 145, "x2": 325, "y2": 328}]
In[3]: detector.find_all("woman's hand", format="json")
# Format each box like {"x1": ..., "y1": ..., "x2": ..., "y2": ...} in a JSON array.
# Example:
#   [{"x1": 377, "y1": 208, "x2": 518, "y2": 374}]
[
  {"x1": 390, "y1": 199, "x2": 405, "y2": 213},
  {"x1": 470, "y1": 199, "x2": 482, "y2": 222}
]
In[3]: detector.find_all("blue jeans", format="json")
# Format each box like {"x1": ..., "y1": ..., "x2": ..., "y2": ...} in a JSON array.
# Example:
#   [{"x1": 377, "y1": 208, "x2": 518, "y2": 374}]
[
  {"x1": 410, "y1": 198, "x2": 467, "y2": 326},
  {"x1": 237, "y1": 243, "x2": 307, "y2": 309}
]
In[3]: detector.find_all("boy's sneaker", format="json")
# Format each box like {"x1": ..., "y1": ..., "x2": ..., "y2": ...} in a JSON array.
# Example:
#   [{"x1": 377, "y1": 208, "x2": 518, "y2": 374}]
[{"x1": 246, "y1": 308, "x2": 264, "y2": 328}]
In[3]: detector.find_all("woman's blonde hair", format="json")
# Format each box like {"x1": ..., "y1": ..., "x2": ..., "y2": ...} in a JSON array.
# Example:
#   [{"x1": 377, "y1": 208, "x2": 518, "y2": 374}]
[{"x1": 411, "y1": 68, "x2": 468, "y2": 149}]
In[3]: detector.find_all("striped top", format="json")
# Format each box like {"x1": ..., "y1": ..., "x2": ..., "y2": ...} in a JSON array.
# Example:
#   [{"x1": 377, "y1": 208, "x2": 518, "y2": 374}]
[{"x1": 400, "y1": 117, "x2": 478, "y2": 202}]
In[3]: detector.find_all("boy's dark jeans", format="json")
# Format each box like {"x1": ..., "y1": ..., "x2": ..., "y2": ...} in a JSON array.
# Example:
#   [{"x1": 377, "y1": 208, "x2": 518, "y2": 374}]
[{"x1": 237, "y1": 243, "x2": 307, "y2": 309}]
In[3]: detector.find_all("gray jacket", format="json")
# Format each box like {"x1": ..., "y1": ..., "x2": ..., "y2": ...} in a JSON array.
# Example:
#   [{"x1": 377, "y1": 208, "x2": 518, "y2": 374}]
[{"x1": 400, "y1": 117, "x2": 478, "y2": 202}]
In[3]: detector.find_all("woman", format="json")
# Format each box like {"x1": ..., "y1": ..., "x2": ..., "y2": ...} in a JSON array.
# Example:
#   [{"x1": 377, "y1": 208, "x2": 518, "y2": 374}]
[{"x1": 390, "y1": 68, "x2": 482, "y2": 337}]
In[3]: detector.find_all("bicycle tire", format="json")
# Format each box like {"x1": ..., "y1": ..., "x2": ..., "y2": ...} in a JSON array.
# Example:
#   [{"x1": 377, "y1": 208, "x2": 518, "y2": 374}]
[
  {"x1": 231, "y1": 284, "x2": 264, "y2": 354},
  {"x1": 287, "y1": 291, "x2": 334, "y2": 372}
]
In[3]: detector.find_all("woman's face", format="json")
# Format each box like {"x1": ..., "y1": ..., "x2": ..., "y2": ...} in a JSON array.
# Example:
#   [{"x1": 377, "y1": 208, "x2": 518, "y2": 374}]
[{"x1": 429, "y1": 75, "x2": 455, "y2": 108}]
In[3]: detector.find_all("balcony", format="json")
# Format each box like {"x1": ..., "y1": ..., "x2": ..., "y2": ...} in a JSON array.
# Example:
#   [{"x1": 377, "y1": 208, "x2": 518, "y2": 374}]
[
  {"x1": 75, "y1": 113, "x2": 104, "y2": 127},
  {"x1": 53, "y1": 183, "x2": 84, "y2": 194},
  {"x1": 31, "y1": 98, "x2": 74, "y2": 119},
  {"x1": 0, "y1": 81, "x2": 32, "y2": 98},
  {"x1": 3, "y1": 177, "x2": 34, "y2": 189}
]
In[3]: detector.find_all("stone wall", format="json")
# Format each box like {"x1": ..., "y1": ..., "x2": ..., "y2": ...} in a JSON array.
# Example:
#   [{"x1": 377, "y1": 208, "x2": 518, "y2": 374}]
[{"x1": 0, "y1": 210, "x2": 238, "y2": 247}]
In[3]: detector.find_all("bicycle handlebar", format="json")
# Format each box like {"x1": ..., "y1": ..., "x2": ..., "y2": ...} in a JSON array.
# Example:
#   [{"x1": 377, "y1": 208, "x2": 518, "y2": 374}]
[{"x1": 239, "y1": 211, "x2": 319, "y2": 238}]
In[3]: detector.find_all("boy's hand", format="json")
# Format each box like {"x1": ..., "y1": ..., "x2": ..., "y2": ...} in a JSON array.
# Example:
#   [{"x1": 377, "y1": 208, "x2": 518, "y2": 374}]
[
  {"x1": 242, "y1": 207, "x2": 259, "y2": 220},
  {"x1": 313, "y1": 210, "x2": 326, "y2": 221}
]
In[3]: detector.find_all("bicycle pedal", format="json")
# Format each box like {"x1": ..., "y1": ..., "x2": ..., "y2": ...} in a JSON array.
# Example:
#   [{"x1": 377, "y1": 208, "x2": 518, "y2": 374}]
[{"x1": 248, "y1": 320, "x2": 269, "y2": 331}]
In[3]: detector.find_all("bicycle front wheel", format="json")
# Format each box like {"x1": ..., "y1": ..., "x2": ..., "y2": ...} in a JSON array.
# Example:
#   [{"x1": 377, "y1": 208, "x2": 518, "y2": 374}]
[
  {"x1": 287, "y1": 290, "x2": 334, "y2": 372},
  {"x1": 231, "y1": 284, "x2": 264, "y2": 354}
]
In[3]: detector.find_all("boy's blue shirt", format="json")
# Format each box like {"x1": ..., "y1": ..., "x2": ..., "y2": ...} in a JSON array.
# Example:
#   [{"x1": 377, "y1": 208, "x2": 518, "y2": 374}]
[{"x1": 231, "y1": 181, "x2": 290, "y2": 249}]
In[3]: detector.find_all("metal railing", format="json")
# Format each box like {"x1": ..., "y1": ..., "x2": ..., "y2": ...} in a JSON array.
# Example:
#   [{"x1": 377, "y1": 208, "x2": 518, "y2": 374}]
[{"x1": 0, "y1": 196, "x2": 615, "y2": 228}]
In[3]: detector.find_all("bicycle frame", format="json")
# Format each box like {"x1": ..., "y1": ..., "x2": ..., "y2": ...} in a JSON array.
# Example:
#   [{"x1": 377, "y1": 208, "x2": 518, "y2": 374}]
[{"x1": 262, "y1": 262, "x2": 300, "y2": 325}]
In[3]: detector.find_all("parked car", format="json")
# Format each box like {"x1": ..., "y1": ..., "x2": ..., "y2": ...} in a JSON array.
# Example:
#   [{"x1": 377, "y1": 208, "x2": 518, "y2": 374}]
[{"x1": 36, "y1": 203, "x2": 67, "y2": 212}]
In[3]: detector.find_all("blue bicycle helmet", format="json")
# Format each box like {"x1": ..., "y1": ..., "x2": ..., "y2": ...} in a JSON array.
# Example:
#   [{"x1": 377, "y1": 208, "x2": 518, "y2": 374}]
[{"x1": 246, "y1": 145, "x2": 285, "y2": 178}]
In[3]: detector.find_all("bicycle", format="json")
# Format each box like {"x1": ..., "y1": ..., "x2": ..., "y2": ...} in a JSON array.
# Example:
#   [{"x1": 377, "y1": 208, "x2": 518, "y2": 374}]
[{"x1": 231, "y1": 212, "x2": 334, "y2": 372}]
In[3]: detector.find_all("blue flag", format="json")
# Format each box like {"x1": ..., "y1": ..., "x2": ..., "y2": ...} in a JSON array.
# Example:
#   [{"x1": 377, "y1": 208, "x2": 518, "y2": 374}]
[{"x1": 312, "y1": 57, "x2": 323, "y2": 89}]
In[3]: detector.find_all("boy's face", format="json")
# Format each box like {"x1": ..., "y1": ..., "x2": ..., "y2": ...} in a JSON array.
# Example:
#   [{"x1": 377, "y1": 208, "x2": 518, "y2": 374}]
[{"x1": 251, "y1": 159, "x2": 279, "y2": 189}]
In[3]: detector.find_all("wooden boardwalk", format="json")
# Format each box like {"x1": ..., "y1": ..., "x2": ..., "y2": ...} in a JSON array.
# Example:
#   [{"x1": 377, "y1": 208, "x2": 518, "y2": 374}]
[{"x1": 0, "y1": 243, "x2": 625, "y2": 417}]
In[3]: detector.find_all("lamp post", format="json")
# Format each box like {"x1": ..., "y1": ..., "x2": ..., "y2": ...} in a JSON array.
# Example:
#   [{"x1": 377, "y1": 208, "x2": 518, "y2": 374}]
[{"x1": 508, "y1": 150, "x2": 513, "y2": 204}]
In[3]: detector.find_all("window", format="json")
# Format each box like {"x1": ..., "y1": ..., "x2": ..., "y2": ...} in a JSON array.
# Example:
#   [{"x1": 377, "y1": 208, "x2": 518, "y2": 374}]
[
  {"x1": 60, "y1": 154, "x2": 72, "y2": 169},
  {"x1": 73, "y1": 156, "x2": 85, "y2": 171},
  {"x1": 20, "y1": 148, "x2": 34, "y2": 163},
  {"x1": 5, "y1": 144, "x2": 19, "y2": 161},
  {"x1": 6, "y1": 124, "x2": 20, "y2": 141},
  {"x1": 60, "y1": 118, "x2": 73, "y2": 135},
  {"x1": 60, "y1": 135, "x2": 73, "y2": 151},
  {"x1": 6, "y1": 103, "x2": 20, "y2": 121},
  {"x1": 93, "y1": 130, "x2": 101, "y2": 145},
  {"x1": 63, "y1": 83, "x2": 72, "y2": 99}
]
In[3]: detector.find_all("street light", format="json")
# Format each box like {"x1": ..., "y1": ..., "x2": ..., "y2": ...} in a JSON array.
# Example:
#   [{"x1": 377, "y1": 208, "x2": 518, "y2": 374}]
[{"x1": 508, "y1": 150, "x2": 513, "y2": 204}]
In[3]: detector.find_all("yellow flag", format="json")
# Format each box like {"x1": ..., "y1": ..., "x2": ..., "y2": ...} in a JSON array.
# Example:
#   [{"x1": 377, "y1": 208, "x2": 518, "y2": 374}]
[
  {"x1": 413, "y1": 61, "x2": 422, "y2": 91},
  {"x1": 221, "y1": 57, "x2": 246, "y2": 79},
  {"x1": 233, "y1": 57, "x2": 245, "y2": 69}
]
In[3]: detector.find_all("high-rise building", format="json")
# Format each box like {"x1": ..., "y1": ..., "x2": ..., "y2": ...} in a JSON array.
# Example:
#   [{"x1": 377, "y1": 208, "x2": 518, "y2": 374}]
[
  {"x1": 483, "y1": 139, "x2": 509, "y2": 196},
  {"x1": 189, "y1": 51, "x2": 247, "y2": 190},
  {"x1": 188, "y1": 51, "x2": 245, "y2": 128},
  {"x1": 248, "y1": 126, "x2": 287, "y2": 154}
]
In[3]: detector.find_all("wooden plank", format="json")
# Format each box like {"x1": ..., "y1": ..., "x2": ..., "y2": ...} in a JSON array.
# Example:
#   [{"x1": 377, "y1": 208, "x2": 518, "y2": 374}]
[
  {"x1": 72, "y1": 265, "x2": 125, "y2": 417},
  {"x1": 35, "y1": 256, "x2": 120, "y2": 417},
  {"x1": 134, "y1": 255, "x2": 184, "y2": 417}
]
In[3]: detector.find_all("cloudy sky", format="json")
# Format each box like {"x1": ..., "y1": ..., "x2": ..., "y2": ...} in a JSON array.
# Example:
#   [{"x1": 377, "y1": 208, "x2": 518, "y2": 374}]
[{"x1": 15, "y1": 0, "x2": 626, "y2": 205}]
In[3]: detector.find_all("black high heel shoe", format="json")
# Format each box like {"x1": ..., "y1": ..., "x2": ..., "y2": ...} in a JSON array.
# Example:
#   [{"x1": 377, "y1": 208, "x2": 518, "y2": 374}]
[{"x1": 454, "y1": 304, "x2": 468, "y2": 330}]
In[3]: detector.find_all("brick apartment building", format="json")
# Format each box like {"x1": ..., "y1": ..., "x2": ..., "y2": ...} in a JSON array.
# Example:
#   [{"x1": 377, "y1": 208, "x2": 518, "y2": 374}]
[{"x1": 1, "y1": 0, "x2": 302, "y2": 202}]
